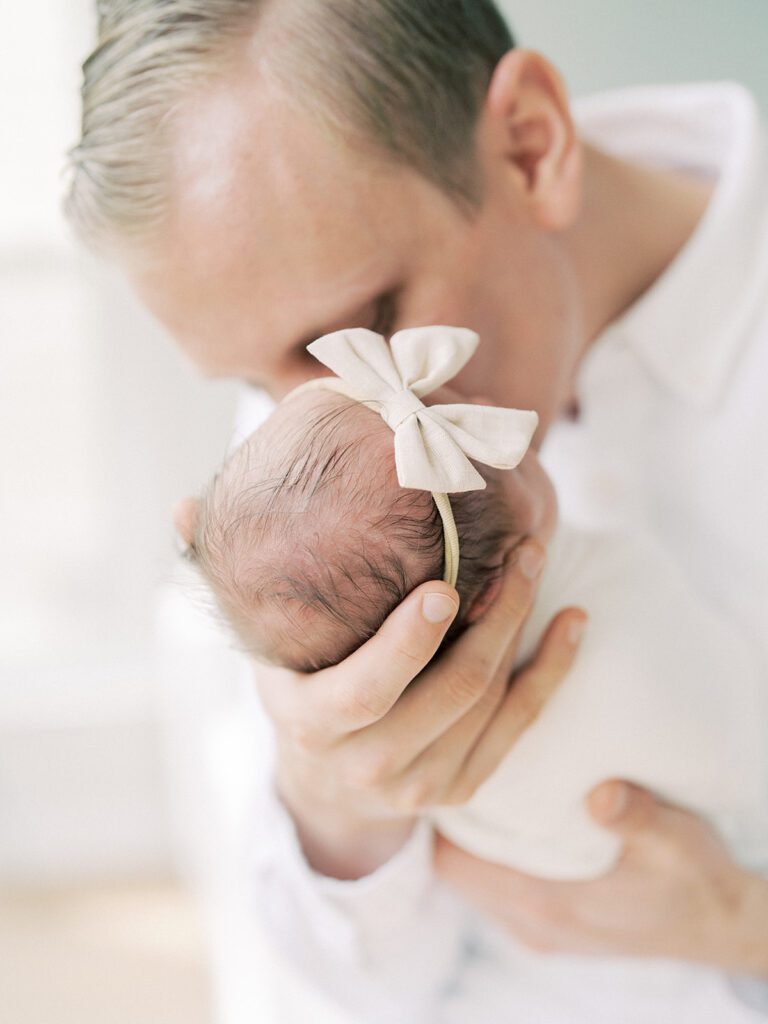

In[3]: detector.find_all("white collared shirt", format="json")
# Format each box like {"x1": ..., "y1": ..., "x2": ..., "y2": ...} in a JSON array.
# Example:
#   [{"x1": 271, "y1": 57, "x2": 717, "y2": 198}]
[
  {"x1": 205, "y1": 82, "x2": 768, "y2": 1024},
  {"x1": 545, "y1": 81, "x2": 768, "y2": 664}
]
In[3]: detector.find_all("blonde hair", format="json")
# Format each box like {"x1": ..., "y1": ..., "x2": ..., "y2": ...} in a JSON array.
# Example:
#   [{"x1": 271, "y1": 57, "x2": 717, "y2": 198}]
[{"x1": 66, "y1": 0, "x2": 514, "y2": 252}]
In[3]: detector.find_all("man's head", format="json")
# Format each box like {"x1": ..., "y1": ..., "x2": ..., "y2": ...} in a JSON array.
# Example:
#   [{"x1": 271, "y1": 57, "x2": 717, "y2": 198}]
[
  {"x1": 178, "y1": 386, "x2": 555, "y2": 672},
  {"x1": 68, "y1": 0, "x2": 586, "y2": 430}
]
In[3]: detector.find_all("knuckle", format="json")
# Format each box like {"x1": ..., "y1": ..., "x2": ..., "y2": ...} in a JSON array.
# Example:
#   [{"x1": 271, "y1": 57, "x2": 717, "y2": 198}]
[
  {"x1": 540, "y1": 645, "x2": 574, "y2": 679},
  {"x1": 471, "y1": 650, "x2": 496, "y2": 683},
  {"x1": 511, "y1": 671, "x2": 551, "y2": 722},
  {"x1": 475, "y1": 675, "x2": 506, "y2": 716},
  {"x1": 651, "y1": 835, "x2": 683, "y2": 868},
  {"x1": 496, "y1": 590, "x2": 534, "y2": 634},
  {"x1": 396, "y1": 774, "x2": 438, "y2": 814},
  {"x1": 446, "y1": 666, "x2": 485, "y2": 709},
  {"x1": 287, "y1": 720, "x2": 320, "y2": 752},
  {"x1": 334, "y1": 682, "x2": 391, "y2": 726},
  {"x1": 516, "y1": 691, "x2": 544, "y2": 726},
  {"x1": 514, "y1": 582, "x2": 538, "y2": 618},
  {"x1": 392, "y1": 640, "x2": 429, "y2": 674},
  {"x1": 443, "y1": 778, "x2": 477, "y2": 806},
  {"x1": 348, "y1": 751, "x2": 395, "y2": 790}
]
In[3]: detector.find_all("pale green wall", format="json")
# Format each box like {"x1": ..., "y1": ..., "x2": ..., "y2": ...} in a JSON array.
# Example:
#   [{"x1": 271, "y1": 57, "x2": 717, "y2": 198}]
[{"x1": 498, "y1": 1, "x2": 768, "y2": 109}]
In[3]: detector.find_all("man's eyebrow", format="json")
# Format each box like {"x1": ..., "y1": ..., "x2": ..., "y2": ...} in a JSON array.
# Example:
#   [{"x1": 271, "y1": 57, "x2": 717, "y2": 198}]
[
  {"x1": 238, "y1": 289, "x2": 392, "y2": 392},
  {"x1": 295, "y1": 298, "x2": 377, "y2": 349},
  {"x1": 294, "y1": 288, "x2": 397, "y2": 351}
]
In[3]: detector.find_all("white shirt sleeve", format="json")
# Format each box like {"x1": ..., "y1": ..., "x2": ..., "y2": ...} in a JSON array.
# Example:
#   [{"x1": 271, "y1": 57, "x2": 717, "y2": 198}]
[
  {"x1": 728, "y1": 976, "x2": 768, "y2": 1017},
  {"x1": 203, "y1": 674, "x2": 467, "y2": 1024},
  {"x1": 247, "y1": 770, "x2": 468, "y2": 1023}
]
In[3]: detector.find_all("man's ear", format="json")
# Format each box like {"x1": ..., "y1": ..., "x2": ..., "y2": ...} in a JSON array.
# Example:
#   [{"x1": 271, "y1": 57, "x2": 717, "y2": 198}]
[
  {"x1": 172, "y1": 496, "x2": 200, "y2": 548},
  {"x1": 480, "y1": 49, "x2": 583, "y2": 231}
]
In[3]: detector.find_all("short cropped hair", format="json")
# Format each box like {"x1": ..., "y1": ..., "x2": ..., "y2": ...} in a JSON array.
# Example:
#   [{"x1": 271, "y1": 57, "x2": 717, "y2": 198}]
[{"x1": 66, "y1": 0, "x2": 515, "y2": 251}]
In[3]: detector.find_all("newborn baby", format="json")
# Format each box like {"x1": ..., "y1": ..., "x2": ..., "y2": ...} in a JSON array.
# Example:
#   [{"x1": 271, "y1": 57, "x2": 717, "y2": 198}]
[
  {"x1": 183, "y1": 327, "x2": 768, "y2": 881},
  {"x1": 190, "y1": 386, "x2": 523, "y2": 674}
]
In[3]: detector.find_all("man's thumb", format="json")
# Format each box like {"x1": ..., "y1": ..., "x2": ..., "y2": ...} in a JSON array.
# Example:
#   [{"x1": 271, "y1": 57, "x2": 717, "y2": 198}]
[{"x1": 587, "y1": 780, "x2": 662, "y2": 836}]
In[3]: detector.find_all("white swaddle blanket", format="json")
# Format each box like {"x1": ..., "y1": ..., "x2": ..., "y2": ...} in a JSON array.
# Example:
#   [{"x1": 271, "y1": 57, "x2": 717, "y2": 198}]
[{"x1": 432, "y1": 523, "x2": 768, "y2": 879}]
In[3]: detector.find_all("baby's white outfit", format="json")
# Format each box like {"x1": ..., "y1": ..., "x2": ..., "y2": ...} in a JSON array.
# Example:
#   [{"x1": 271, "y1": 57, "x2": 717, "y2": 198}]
[{"x1": 433, "y1": 524, "x2": 768, "y2": 879}]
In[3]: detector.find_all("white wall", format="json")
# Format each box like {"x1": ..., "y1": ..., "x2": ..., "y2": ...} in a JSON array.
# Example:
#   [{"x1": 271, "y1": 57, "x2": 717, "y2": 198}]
[
  {"x1": 0, "y1": 3, "x2": 238, "y2": 880},
  {"x1": 500, "y1": 1, "x2": 768, "y2": 106}
]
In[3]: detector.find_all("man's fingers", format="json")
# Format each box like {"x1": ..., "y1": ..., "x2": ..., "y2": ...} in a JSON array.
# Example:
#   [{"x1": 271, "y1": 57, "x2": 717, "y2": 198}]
[
  {"x1": 381, "y1": 674, "x2": 508, "y2": 812},
  {"x1": 448, "y1": 608, "x2": 587, "y2": 802},
  {"x1": 433, "y1": 832, "x2": 501, "y2": 897},
  {"x1": 434, "y1": 834, "x2": 538, "y2": 905},
  {"x1": 489, "y1": 540, "x2": 548, "y2": 692},
  {"x1": 451, "y1": 539, "x2": 546, "y2": 679},
  {"x1": 318, "y1": 581, "x2": 459, "y2": 735},
  {"x1": 587, "y1": 780, "x2": 671, "y2": 837},
  {"x1": 434, "y1": 834, "x2": 582, "y2": 945},
  {"x1": 353, "y1": 543, "x2": 544, "y2": 767},
  {"x1": 585, "y1": 781, "x2": 717, "y2": 873},
  {"x1": 255, "y1": 583, "x2": 457, "y2": 742}
]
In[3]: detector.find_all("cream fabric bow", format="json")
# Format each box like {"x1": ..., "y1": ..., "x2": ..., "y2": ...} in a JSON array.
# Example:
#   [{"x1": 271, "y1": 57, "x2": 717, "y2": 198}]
[
  {"x1": 305, "y1": 326, "x2": 539, "y2": 493},
  {"x1": 283, "y1": 326, "x2": 538, "y2": 587}
]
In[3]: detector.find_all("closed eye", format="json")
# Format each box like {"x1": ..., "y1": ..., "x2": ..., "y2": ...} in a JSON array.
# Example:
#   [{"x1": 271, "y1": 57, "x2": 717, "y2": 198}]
[
  {"x1": 292, "y1": 285, "x2": 401, "y2": 358},
  {"x1": 370, "y1": 291, "x2": 398, "y2": 338}
]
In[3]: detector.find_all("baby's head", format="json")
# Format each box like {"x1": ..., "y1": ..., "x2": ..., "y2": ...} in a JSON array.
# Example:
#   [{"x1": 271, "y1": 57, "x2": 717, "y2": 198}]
[{"x1": 182, "y1": 387, "x2": 531, "y2": 673}]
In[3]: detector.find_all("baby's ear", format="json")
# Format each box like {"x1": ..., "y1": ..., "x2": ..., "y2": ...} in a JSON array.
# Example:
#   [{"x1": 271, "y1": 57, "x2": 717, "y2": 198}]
[
  {"x1": 465, "y1": 572, "x2": 504, "y2": 624},
  {"x1": 172, "y1": 497, "x2": 200, "y2": 548}
]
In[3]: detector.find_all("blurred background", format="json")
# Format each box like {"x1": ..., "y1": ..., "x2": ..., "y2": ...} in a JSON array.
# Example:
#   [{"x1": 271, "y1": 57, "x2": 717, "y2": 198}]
[{"x1": 2, "y1": 2, "x2": 767, "y2": 1022}]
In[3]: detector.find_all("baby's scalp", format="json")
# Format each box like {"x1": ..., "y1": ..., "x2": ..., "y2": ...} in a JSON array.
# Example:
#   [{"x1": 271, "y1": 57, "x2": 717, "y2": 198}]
[{"x1": 191, "y1": 388, "x2": 519, "y2": 672}]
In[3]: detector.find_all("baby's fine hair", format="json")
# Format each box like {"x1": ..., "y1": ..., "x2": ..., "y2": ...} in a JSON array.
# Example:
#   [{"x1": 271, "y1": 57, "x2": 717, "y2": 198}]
[{"x1": 188, "y1": 391, "x2": 518, "y2": 672}]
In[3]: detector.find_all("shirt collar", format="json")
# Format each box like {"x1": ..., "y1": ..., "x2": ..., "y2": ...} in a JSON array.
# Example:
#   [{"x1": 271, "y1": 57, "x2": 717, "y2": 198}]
[{"x1": 574, "y1": 83, "x2": 768, "y2": 409}]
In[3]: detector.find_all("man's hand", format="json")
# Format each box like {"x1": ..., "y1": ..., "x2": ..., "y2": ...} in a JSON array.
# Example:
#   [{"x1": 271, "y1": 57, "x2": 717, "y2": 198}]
[
  {"x1": 434, "y1": 780, "x2": 768, "y2": 976},
  {"x1": 256, "y1": 539, "x2": 586, "y2": 881}
]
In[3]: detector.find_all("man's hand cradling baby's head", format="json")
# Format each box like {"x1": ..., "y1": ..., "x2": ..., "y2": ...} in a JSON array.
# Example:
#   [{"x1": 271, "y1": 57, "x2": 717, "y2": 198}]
[{"x1": 181, "y1": 388, "x2": 538, "y2": 673}]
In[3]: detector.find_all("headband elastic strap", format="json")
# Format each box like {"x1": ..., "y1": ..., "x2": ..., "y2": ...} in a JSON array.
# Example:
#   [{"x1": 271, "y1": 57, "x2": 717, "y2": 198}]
[
  {"x1": 281, "y1": 377, "x2": 461, "y2": 588},
  {"x1": 432, "y1": 492, "x2": 460, "y2": 588}
]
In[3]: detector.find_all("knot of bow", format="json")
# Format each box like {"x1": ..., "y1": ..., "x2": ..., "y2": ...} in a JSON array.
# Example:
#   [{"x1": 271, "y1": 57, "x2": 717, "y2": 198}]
[{"x1": 306, "y1": 326, "x2": 539, "y2": 493}]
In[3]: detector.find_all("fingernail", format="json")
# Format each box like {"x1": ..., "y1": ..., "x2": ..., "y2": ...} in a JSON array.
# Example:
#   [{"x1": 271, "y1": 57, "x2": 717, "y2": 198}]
[
  {"x1": 518, "y1": 544, "x2": 544, "y2": 580},
  {"x1": 568, "y1": 617, "x2": 586, "y2": 645},
  {"x1": 422, "y1": 593, "x2": 458, "y2": 624}
]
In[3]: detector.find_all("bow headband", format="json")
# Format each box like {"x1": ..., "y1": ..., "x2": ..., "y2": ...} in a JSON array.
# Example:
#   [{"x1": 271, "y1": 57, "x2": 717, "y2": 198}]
[{"x1": 282, "y1": 326, "x2": 538, "y2": 588}]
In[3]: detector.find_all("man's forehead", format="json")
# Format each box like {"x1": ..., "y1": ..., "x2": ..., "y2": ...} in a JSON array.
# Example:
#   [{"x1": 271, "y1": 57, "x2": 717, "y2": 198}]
[
  {"x1": 132, "y1": 231, "x2": 396, "y2": 380},
  {"x1": 169, "y1": 73, "x2": 407, "y2": 266},
  {"x1": 134, "y1": 80, "x2": 418, "y2": 374}
]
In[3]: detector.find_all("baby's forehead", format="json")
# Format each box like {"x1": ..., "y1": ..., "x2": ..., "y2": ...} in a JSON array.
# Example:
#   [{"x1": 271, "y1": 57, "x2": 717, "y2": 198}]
[
  {"x1": 262, "y1": 387, "x2": 373, "y2": 444},
  {"x1": 247, "y1": 386, "x2": 397, "y2": 484},
  {"x1": 273, "y1": 386, "x2": 349, "y2": 425}
]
